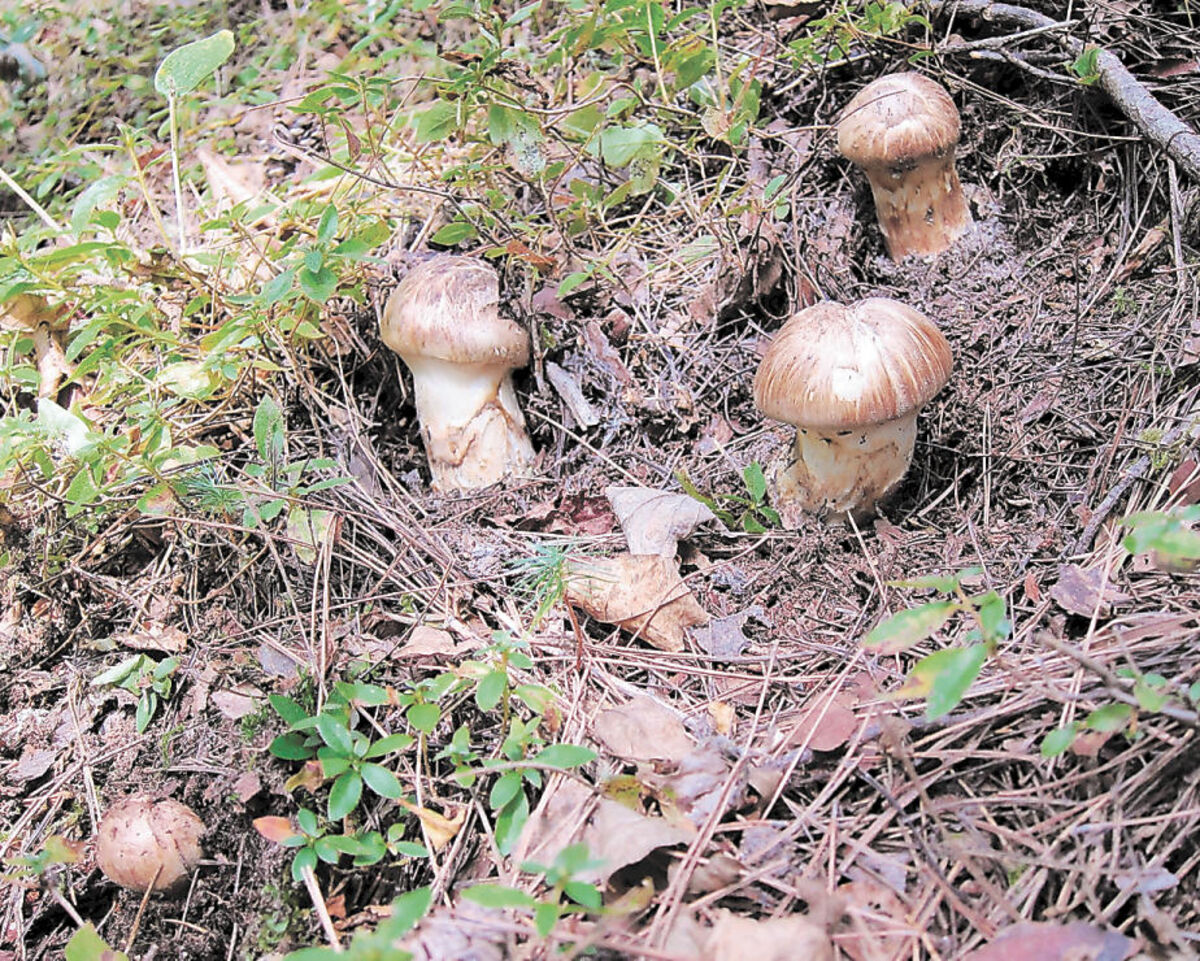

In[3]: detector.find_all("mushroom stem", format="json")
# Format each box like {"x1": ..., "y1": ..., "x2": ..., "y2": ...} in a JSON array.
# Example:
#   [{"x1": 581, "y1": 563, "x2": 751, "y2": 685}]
[
  {"x1": 775, "y1": 410, "x2": 919, "y2": 525},
  {"x1": 406, "y1": 357, "x2": 534, "y2": 492},
  {"x1": 863, "y1": 156, "x2": 969, "y2": 260}
]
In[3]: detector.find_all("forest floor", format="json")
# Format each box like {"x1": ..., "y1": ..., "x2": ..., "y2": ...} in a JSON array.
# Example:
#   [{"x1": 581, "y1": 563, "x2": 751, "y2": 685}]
[{"x1": 2, "y1": 0, "x2": 1200, "y2": 959}]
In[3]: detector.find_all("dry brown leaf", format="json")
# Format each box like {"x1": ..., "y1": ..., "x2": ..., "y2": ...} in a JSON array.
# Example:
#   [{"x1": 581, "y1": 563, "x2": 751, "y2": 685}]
[
  {"x1": 212, "y1": 687, "x2": 261, "y2": 720},
  {"x1": 112, "y1": 621, "x2": 187, "y2": 654},
  {"x1": 197, "y1": 146, "x2": 269, "y2": 215},
  {"x1": 1050, "y1": 564, "x2": 1130, "y2": 618},
  {"x1": 397, "y1": 799, "x2": 465, "y2": 852},
  {"x1": 690, "y1": 606, "x2": 765, "y2": 659},
  {"x1": 642, "y1": 741, "x2": 747, "y2": 827},
  {"x1": 520, "y1": 778, "x2": 692, "y2": 886},
  {"x1": 706, "y1": 911, "x2": 834, "y2": 961},
  {"x1": 786, "y1": 694, "x2": 861, "y2": 753},
  {"x1": 396, "y1": 625, "x2": 463, "y2": 658},
  {"x1": 605, "y1": 486, "x2": 716, "y2": 556},
  {"x1": 592, "y1": 696, "x2": 694, "y2": 764},
  {"x1": 566, "y1": 554, "x2": 709, "y2": 651},
  {"x1": 232, "y1": 770, "x2": 262, "y2": 803},
  {"x1": 961, "y1": 922, "x2": 1134, "y2": 961}
]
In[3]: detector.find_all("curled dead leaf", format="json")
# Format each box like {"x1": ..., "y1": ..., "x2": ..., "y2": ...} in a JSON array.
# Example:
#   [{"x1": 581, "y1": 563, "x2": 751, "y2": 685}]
[
  {"x1": 605, "y1": 486, "x2": 716, "y2": 556},
  {"x1": 566, "y1": 553, "x2": 709, "y2": 651}
]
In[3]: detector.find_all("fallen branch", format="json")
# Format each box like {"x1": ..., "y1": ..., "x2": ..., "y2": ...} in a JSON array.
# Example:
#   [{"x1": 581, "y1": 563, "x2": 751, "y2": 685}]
[{"x1": 933, "y1": 0, "x2": 1200, "y2": 182}]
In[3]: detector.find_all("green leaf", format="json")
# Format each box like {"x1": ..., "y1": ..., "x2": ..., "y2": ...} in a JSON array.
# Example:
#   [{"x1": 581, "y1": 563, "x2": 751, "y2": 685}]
[
  {"x1": 291, "y1": 845, "x2": 318, "y2": 882},
  {"x1": 154, "y1": 30, "x2": 235, "y2": 97},
  {"x1": 316, "y1": 714, "x2": 354, "y2": 756},
  {"x1": 535, "y1": 900, "x2": 561, "y2": 937},
  {"x1": 462, "y1": 884, "x2": 538, "y2": 909},
  {"x1": 260, "y1": 266, "x2": 296, "y2": 305},
  {"x1": 1086, "y1": 703, "x2": 1133, "y2": 732},
  {"x1": 1133, "y1": 679, "x2": 1168, "y2": 712},
  {"x1": 270, "y1": 733, "x2": 315, "y2": 760},
  {"x1": 564, "y1": 880, "x2": 603, "y2": 909},
  {"x1": 297, "y1": 808, "x2": 320, "y2": 837},
  {"x1": 415, "y1": 101, "x2": 459, "y2": 142},
  {"x1": 361, "y1": 763, "x2": 404, "y2": 799},
  {"x1": 408, "y1": 702, "x2": 441, "y2": 734},
  {"x1": 429, "y1": 221, "x2": 478, "y2": 246},
  {"x1": 557, "y1": 271, "x2": 591, "y2": 297},
  {"x1": 269, "y1": 694, "x2": 310, "y2": 727},
  {"x1": 66, "y1": 923, "x2": 130, "y2": 961},
  {"x1": 742, "y1": 462, "x2": 767, "y2": 502},
  {"x1": 863, "y1": 601, "x2": 958, "y2": 654},
  {"x1": 532, "y1": 743, "x2": 596, "y2": 769},
  {"x1": 316, "y1": 205, "x2": 339, "y2": 244},
  {"x1": 495, "y1": 791, "x2": 529, "y2": 856},
  {"x1": 475, "y1": 670, "x2": 507, "y2": 712},
  {"x1": 328, "y1": 770, "x2": 363, "y2": 821},
  {"x1": 253, "y1": 394, "x2": 285, "y2": 464},
  {"x1": 365, "y1": 732, "x2": 415, "y2": 758},
  {"x1": 598, "y1": 123, "x2": 663, "y2": 167},
  {"x1": 489, "y1": 769, "x2": 523, "y2": 810},
  {"x1": 975, "y1": 591, "x2": 1011, "y2": 643},
  {"x1": 299, "y1": 263, "x2": 338, "y2": 303},
  {"x1": 921, "y1": 644, "x2": 987, "y2": 719},
  {"x1": 376, "y1": 886, "x2": 433, "y2": 939},
  {"x1": 1040, "y1": 724, "x2": 1079, "y2": 758}
]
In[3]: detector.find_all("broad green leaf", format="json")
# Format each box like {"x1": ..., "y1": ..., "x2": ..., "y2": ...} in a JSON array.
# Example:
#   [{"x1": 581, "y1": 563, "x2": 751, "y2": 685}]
[
  {"x1": 1040, "y1": 724, "x2": 1079, "y2": 758},
  {"x1": 532, "y1": 743, "x2": 596, "y2": 769},
  {"x1": 598, "y1": 123, "x2": 663, "y2": 167},
  {"x1": 270, "y1": 733, "x2": 315, "y2": 760},
  {"x1": 863, "y1": 601, "x2": 958, "y2": 654},
  {"x1": 291, "y1": 845, "x2": 318, "y2": 882},
  {"x1": 154, "y1": 30, "x2": 235, "y2": 97},
  {"x1": 429, "y1": 221, "x2": 477, "y2": 246},
  {"x1": 328, "y1": 770, "x2": 363, "y2": 820},
  {"x1": 495, "y1": 791, "x2": 529, "y2": 855},
  {"x1": 462, "y1": 884, "x2": 538, "y2": 909},
  {"x1": 361, "y1": 763, "x2": 404, "y2": 799},
  {"x1": 743, "y1": 462, "x2": 767, "y2": 502},
  {"x1": 66, "y1": 923, "x2": 130, "y2": 961},
  {"x1": 564, "y1": 880, "x2": 603, "y2": 909},
  {"x1": 414, "y1": 101, "x2": 458, "y2": 142},
  {"x1": 1133, "y1": 679, "x2": 1168, "y2": 712},
  {"x1": 268, "y1": 693, "x2": 309, "y2": 727},
  {"x1": 253, "y1": 394, "x2": 285, "y2": 464},
  {"x1": 921, "y1": 644, "x2": 987, "y2": 719},
  {"x1": 315, "y1": 714, "x2": 354, "y2": 756},
  {"x1": 297, "y1": 808, "x2": 320, "y2": 837},
  {"x1": 535, "y1": 900, "x2": 560, "y2": 937},
  {"x1": 408, "y1": 702, "x2": 440, "y2": 733},
  {"x1": 489, "y1": 769, "x2": 523, "y2": 810},
  {"x1": 475, "y1": 670, "x2": 507, "y2": 712},
  {"x1": 890, "y1": 568, "x2": 982, "y2": 592},
  {"x1": 1086, "y1": 703, "x2": 1133, "y2": 732},
  {"x1": 375, "y1": 886, "x2": 433, "y2": 939},
  {"x1": 365, "y1": 732, "x2": 415, "y2": 758}
]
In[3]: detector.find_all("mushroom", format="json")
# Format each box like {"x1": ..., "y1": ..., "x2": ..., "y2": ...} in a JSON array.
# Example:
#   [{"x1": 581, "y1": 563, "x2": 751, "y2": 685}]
[
  {"x1": 836, "y1": 72, "x2": 970, "y2": 259},
  {"x1": 380, "y1": 256, "x2": 535, "y2": 491},
  {"x1": 95, "y1": 795, "x2": 206, "y2": 893},
  {"x1": 752, "y1": 298, "x2": 952, "y2": 525},
  {"x1": 1, "y1": 293, "x2": 72, "y2": 398}
]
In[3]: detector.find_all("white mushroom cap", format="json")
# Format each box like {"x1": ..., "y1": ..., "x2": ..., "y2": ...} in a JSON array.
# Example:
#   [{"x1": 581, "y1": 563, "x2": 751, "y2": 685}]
[
  {"x1": 96, "y1": 795, "x2": 206, "y2": 893},
  {"x1": 381, "y1": 256, "x2": 529, "y2": 371},
  {"x1": 753, "y1": 299, "x2": 952, "y2": 430},
  {"x1": 836, "y1": 73, "x2": 970, "y2": 259},
  {"x1": 380, "y1": 255, "x2": 535, "y2": 491}
]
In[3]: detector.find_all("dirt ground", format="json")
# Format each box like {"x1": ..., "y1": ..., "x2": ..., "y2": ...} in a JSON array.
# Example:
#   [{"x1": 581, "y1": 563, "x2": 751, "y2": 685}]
[{"x1": 3, "y1": 0, "x2": 1200, "y2": 959}]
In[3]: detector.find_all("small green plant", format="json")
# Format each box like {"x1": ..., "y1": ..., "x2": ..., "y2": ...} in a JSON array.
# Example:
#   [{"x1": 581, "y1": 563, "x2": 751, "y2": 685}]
[
  {"x1": 677, "y1": 462, "x2": 781, "y2": 533},
  {"x1": 1069, "y1": 46, "x2": 1102, "y2": 85},
  {"x1": 464, "y1": 842, "x2": 604, "y2": 938},
  {"x1": 91, "y1": 653, "x2": 180, "y2": 732},
  {"x1": 863, "y1": 568, "x2": 1010, "y2": 720},
  {"x1": 283, "y1": 886, "x2": 432, "y2": 960},
  {"x1": 65, "y1": 924, "x2": 129, "y2": 961},
  {"x1": 1123, "y1": 506, "x2": 1200, "y2": 569}
]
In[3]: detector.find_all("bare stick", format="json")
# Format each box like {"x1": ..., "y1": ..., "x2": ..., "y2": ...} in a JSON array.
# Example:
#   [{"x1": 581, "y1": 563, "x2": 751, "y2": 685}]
[
  {"x1": 934, "y1": 0, "x2": 1200, "y2": 182},
  {"x1": 300, "y1": 863, "x2": 342, "y2": 952}
]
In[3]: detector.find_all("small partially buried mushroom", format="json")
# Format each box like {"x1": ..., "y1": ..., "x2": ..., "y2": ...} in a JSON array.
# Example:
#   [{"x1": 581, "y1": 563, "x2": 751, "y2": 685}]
[
  {"x1": 753, "y1": 298, "x2": 952, "y2": 525},
  {"x1": 96, "y1": 795, "x2": 206, "y2": 893},
  {"x1": 837, "y1": 72, "x2": 970, "y2": 259},
  {"x1": 381, "y1": 256, "x2": 534, "y2": 492}
]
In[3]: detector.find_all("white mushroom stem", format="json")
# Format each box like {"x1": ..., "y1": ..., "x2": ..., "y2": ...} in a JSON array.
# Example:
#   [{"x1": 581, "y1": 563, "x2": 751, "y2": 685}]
[
  {"x1": 774, "y1": 410, "x2": 919, "y2": 524},
  {"x1": 862, "y1": 156, "x2": 969, "y2": 260},
  {"x1": 405, "y1": 357, "x2": 534, "y2": 492}
]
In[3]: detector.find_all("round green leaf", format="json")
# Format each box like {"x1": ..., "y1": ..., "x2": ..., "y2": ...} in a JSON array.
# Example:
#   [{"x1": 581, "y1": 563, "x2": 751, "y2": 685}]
[
  {"x1": 154, "y1": 30, "x2": 235, "y2": 97},
  {"x1": 361, "y1": 763, "x2": 404, "y2": 799},
  {"x1": 328, "y1": 770, "x2": 363, "y2": 821}
]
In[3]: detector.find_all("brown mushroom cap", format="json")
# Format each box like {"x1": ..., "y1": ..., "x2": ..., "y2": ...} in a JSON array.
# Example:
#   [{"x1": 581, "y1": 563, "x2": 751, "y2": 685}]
[
  {"x1": 836, "y1": 72, "x2": 961, "y2": 170},
  {"x1": 381, "y1": 256, "x2": 530, "y2": 367},
  {"x1": 753, "y1": 299, "x2": 952, "y2": 430},
  {"x1": 95, "y1": 795, "x2": 206, "y2": 893}
]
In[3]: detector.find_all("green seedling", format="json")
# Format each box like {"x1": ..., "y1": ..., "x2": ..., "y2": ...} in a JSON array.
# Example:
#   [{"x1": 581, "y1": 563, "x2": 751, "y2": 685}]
[
  {"x1": 91, "y1": 653, "x2": 180, "y2": 732},
  {"x1": 863, "y1": 567, "x2": 1010, "y2": 720},
  {"x1": 677, "y1": 462, "x2": 781, "y2": 533}
]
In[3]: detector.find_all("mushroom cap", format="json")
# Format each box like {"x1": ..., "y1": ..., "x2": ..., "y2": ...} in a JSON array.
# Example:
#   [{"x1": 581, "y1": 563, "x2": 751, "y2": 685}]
[
  {"x1": 836, "y1": 73, "x2": 961, "y2": 169},
  {"x1": 753, "y1": 299, "x2": 952, "y2": 430},
  {"x1": 381, "y1": 255, "x2": 529, "y2": 368},
  {"x1": 96, "y1": 795, "x2": 206, "y2": 893}
]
